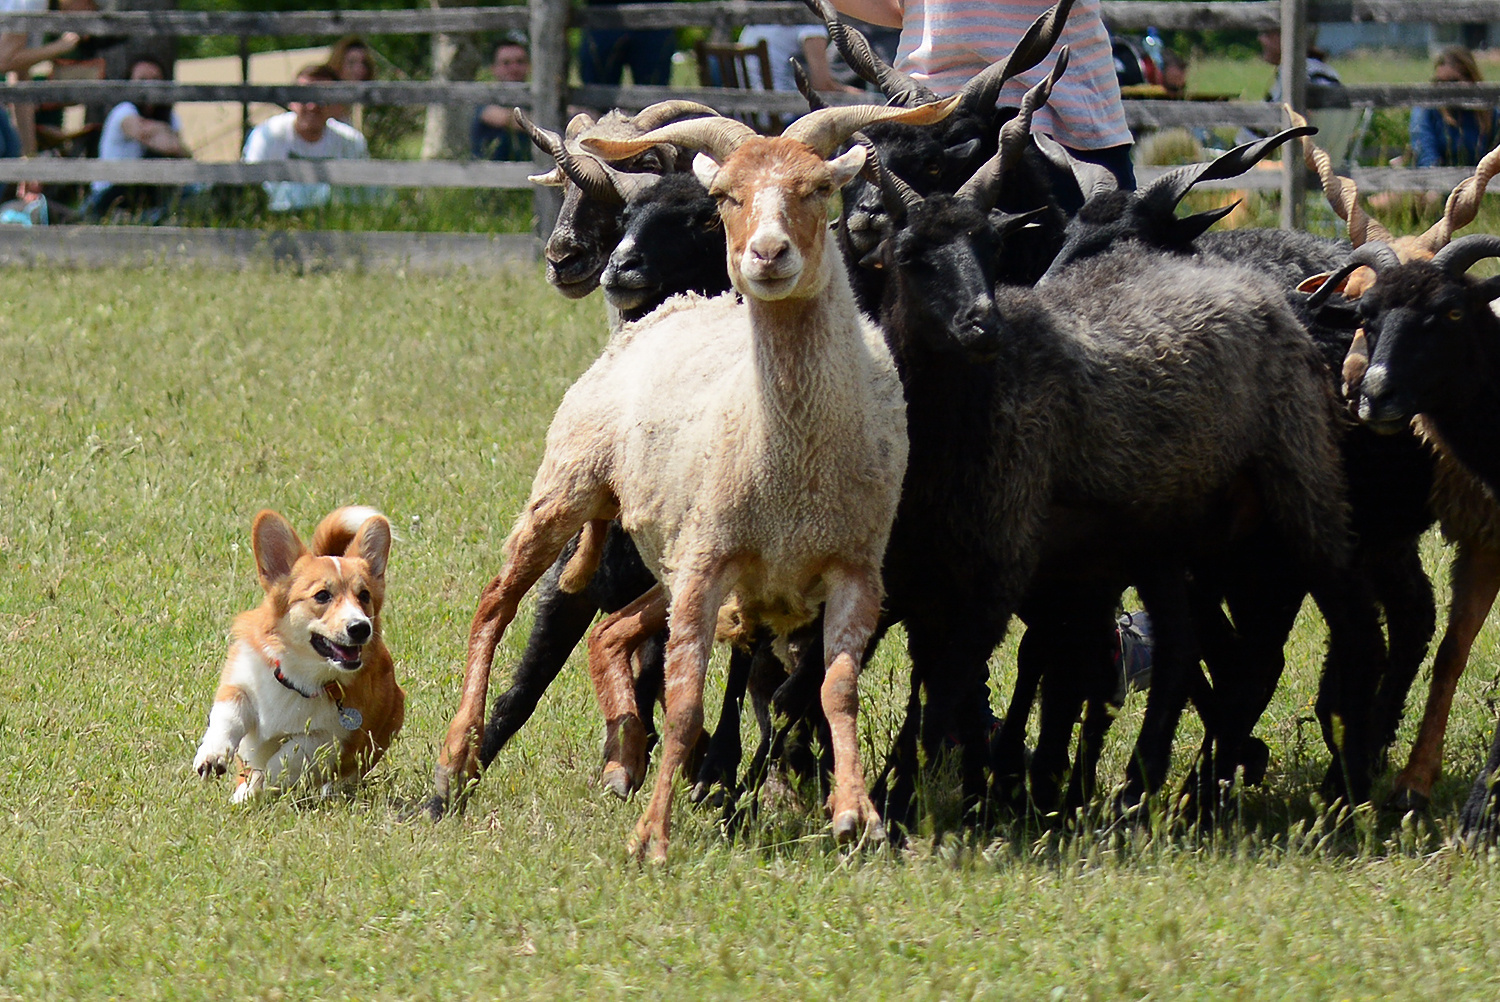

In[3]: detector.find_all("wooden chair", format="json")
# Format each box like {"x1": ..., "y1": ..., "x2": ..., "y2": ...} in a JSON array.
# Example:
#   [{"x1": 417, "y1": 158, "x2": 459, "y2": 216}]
[{"x1": 694, "y1": 38, "x2": 781, "y2": 135}]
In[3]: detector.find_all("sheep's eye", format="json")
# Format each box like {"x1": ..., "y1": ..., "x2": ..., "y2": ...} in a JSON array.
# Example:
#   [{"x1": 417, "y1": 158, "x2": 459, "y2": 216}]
[
  {"x1": 927, "y1": 164, "x2": 942, "y2": 176},
  {"x1": 1448, "y1": 308, "x2": 1464, "y2": 322},
  {"x1": 716, "y1": 192, "x2": 740, "y2": 208},
  {"x1": 314, "y1": 589, "x2": 332, "y2": 604}
]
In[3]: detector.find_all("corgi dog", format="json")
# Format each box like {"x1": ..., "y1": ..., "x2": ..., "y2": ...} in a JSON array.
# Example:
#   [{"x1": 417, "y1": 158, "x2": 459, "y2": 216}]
[{"x1": 193, "y1": 506, "x2": 405, "y2": 802}]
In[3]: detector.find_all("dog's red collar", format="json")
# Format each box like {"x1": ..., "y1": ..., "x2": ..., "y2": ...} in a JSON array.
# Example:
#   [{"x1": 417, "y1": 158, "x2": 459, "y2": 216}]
[{"x1": 268, "y1": 655, "x2": 360, "y2": 729}]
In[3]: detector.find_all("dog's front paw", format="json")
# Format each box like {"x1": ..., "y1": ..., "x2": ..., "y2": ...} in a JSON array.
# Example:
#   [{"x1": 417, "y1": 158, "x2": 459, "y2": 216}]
[{"x1": 194, "y1": 742, "x2": 234, "y2": 779}]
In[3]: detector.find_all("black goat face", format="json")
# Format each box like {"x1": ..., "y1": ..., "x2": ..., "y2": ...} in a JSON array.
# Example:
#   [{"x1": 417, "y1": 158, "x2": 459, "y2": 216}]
[
  {"x1": 843, "y1": 125, "x2": 985, "y2": 257},
  {"x1": 885, "y1": 197, "x2": 1004, "y2": 361},
  {"x1": 602, "y1": 174, "x2": 726, "y2": 321},
  {"x1": 546, "y1": 185, "x2": 623, "y2": 298},
  {"x1": 1357, "y1": 267, "x2": 1500, "y2": 433}
]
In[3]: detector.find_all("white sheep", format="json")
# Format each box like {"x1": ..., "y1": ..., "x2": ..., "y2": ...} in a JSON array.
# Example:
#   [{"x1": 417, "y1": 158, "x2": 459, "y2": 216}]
[{"x1": 429, "y1": 98, "x2": 959, "y2": 862}]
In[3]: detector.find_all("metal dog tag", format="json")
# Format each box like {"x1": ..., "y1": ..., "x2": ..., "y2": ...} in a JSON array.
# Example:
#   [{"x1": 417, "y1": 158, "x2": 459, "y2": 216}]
[{"x1": 338, "y1": 706, "x2": 363, "y2": 731}]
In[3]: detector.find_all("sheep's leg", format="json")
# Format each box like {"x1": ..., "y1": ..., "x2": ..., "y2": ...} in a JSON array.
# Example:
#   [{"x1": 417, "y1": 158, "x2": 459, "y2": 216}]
[
  {"x1": 1119, "y1": 569, "x2": 1198, "y2": 811},
  {"x1": 478, "y1": 549, "x2": 603, "y2": 769},
  {"x1": 691, "y1": 638, "x2": 756, "y2": 804},
  {"x1": 427, "y1": 498, "x2": 600, "y2": 818},
  {"x1": 1393, "y1": 541, "x2": 1500, "y2": 810},
  {"x1": 630, "y1": 565, "x2": 733, "y2": 864},
  {"x1": 822, "y1": 564, "x2": 885, "y2": 844},
  {"x1": 588, "y1": 584, "x2": 669, "y2": 799},
  {"x1": 1311, "y1": 573, "x2": 1387, "y2": 806},
  {"x1": 1366, "y1": 537, "x2": 1437, "y2": 756}
]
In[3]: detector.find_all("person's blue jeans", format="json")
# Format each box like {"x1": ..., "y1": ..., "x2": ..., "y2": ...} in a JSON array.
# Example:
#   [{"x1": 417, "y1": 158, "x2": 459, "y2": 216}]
[
  {"x1": 578, "y1": 28, "x2": 676, "y2": 86},
  {"x1": 0, "y1": 106, "x2": 22, "y2": 159}
]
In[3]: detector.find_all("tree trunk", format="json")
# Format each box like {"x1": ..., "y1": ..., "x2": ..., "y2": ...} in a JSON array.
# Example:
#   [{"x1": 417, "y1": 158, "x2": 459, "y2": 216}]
[{"x1": 421, "y1": 0, "x2": 482, "y2": 160}]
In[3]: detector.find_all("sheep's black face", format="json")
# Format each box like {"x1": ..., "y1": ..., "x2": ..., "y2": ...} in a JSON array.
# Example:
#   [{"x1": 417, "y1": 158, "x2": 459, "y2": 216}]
[
  {"x1": 1356, "y1": 265, "x2": 1493, "y2": 433},
  {"x1": 885, "y1": 196, "x2": 1003, "y2": 361},
  {"x1": 1041, "y1": 188, "x2": 1230, "y2": 283},
  {"x1": 603, "y1": 174, "x2": 726, "y2": 319},
  {"x1": 841, "y1": 124, "x2": 985, "y2": 257},
  {"x1": 546, "y1": 186, "x2": 623, "y2": 297}
]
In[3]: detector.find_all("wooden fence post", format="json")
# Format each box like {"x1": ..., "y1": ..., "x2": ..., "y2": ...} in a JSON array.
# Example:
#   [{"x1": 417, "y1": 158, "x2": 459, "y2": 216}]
[
  {"x1": 530, "y1": 0, "x2": 569, "y2": 240},
  {"x1": 1279, "y1": 0, "x2": 1308, "y2": 230}
]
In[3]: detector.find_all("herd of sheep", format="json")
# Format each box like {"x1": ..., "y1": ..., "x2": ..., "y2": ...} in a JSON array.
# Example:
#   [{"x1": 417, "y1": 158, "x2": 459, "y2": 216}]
[{"x1": 417, "y1": 0, "x2": 1500, "y2": 862}]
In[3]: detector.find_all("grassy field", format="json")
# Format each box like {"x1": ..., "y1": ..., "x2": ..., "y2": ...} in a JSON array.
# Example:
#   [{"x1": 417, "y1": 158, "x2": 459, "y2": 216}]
[{"x1": 3, "y1": 266, "x2": 1500, "y2": 999}]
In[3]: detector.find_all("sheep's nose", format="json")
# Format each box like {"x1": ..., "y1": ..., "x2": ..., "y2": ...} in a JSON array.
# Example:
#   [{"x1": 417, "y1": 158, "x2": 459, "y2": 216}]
[
  {"x1": 1362, "y1": 363, "x2": 1388, "y2": 400},
  {"x1": 748, "y1": 235, "x2": 790, "y2": 265},
  {"x1": 346, "y1": 619, "x2": 371, "y2": 644}
]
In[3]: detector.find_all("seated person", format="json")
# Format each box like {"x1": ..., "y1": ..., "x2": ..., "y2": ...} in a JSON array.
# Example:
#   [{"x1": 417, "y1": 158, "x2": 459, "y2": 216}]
[
  {"x1": 0, "y1": 0, "x2": 90, "y2": 157},
  {"x1": 83, "y1": 55, "x2": 190, "y2": 220},
  {"x1": 737, "y1": 23, "x2": 863, "y2": 95},
  {"x1": 471, "y1": 38, "x2": 531, "y2": 161},
  {"x1": 327, "y1": 34, "x2": 373, "y2": 128},
  {"x1": 1411, "y1": 47, "x2": 1499, "y2": 168},
  {"x1": 242, "y1": 62, "x2": 368, "y2": 211}
]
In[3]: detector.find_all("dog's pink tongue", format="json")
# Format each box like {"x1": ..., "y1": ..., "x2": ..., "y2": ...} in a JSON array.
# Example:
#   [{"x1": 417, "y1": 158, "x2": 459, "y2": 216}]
[{"x1": 329, "y1": 641, "x2": 359, "y2": 662}]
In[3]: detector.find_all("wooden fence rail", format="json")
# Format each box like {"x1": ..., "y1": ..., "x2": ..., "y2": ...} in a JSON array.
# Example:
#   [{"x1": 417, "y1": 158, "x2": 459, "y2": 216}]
[{"x1": 4, "y1": 0, "x2": 1499, "y2": 250}]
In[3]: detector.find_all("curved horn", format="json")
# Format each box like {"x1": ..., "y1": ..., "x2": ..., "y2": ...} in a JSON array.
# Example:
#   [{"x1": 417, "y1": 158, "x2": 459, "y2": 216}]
[
  {"x1": 1414, "y1": 141, "x2": 1500, "y2": 253},
  {"x1": 1306, "y1": 242, "x2": 1403, "y2": 309},
  {"x1": 804, "y1": 0, "x2": 937, "y2": 106},
  {"x1": 595, "y1": 157, "x2": 661, "y2": 202},
  {"x1": 782, "y1": 95, "x2": 961, "y2": 158},
  {"x1": 870, "y1": 147, "x2": 924, "y2": 226},
  {"x1": 515, "y1": 108, "x2": 623, "y2": 203},
  {"x1": 1140, "y1": 125, "x2": 1317, "y2": 216},
  {"x1": 791, "y1": 57, "x2": 828, "y2": 112},
  {"x1": 1286, "y1": 106, "x2": 1394, "y2": 247},
  {"x1": 1430, "y1": 232, "x2": 1500, "y2": 276},
  {"x1": 957, "y1": 47, "x2": 1069, "y2": 210},
  {"x1": 565, "y1": 112, "x2": 594, "y2": 141},
  {"x1": 959, "y1": 0, "x2": 1075, "y2": 112},
  {"x1": 582, "y1": 117, "x2": 759, "y2": 165},
  {"x1": 631, "y1": 99, "x2": 721, "y2": 133},
  {"x1": 527, "y1": 165, "x2": 566, "y2": 187}
]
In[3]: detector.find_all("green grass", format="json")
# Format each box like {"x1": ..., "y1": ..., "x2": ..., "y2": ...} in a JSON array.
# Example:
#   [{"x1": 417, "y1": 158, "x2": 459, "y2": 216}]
[{"x1": 3, "y1": 267, "x2": 1500, "y2": 999}]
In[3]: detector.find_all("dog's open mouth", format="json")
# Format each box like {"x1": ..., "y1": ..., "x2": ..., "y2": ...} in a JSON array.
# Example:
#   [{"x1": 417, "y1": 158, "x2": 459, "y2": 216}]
[{"x1": 310, "y1": 634, "x2": 364, "y2": 670}]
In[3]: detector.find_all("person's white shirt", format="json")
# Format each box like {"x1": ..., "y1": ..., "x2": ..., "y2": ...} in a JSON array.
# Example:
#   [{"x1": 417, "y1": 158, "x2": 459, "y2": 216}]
[
  {"x1": 242, "y1": 111, "x2": 369, "y2": 211},
  {"x1": 92, "y1": 102, "x2": 185, "y2": 193},
  {"x1": 737, "y1": 24, "x2": 827, "y2": 93}
]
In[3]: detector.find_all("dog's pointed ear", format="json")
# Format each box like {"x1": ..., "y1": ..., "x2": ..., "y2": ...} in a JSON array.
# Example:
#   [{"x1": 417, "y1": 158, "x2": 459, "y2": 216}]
[
  {"x1": 350, "y1": 514, "x2": 391, "y2": 579},
  {"x1": 251, "y1": 510, "x2": 306, "y2": 589}
]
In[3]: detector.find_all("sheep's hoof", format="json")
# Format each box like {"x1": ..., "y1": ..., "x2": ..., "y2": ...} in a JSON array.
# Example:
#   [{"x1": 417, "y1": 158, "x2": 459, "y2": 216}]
[
  {"x1": 628, "y1": 819, "x2": 670, "y2": 865},
  {"x1": 830, "y1": 794, "x2": 885, "y2": 846},
  {"x1": 601, "y1": 764, "x2": 635, "y2": 801},
  {"x1": 600, "y1": 715, "x2": 648, "y2": 800},
  {"x1": 1385, "y1": 785, "x2": 1430, "y2": 814}
]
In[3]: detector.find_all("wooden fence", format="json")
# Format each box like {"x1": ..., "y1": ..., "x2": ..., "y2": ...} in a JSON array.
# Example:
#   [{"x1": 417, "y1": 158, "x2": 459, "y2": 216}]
[{"x1": 2, "y1": 0, "x2": 1499, "y2": 264}]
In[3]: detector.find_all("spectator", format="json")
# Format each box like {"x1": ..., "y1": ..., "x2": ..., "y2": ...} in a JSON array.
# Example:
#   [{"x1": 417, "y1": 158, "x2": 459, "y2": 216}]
[
  {"x1": 82, "y1": 55, "x2": 190, "y2": 221},
  {"x1": 1258, "y1": 28, "x2": 1344, "y2": 104},
  {"x1": 471, "y1": 37, "x2": 531, "y2": 161},
  {"x1": 327, "y1": 35, "x2": 373, "y2": 128},
  {"x1": 578, "y1": 0, "x2": 675, "y2": 89},
  {"x1": 1410, "y1": 47, "x2": 1499, "y2": 168},
  {"x1": 0, "y1": 0, "x2": 89, "y2": 157},
  {"x1": 831, "y1": 0, "x2": 1135, "y2": 189},
  {"x1": 737, "y1": 22, "x2": 864, "y2": 95},
  {"x1": 242, "y1": 62, "x2": 368, "y2": 212},
  {"x1": 1160, "y1": 50, "x2": 1187, "y2": 100}
]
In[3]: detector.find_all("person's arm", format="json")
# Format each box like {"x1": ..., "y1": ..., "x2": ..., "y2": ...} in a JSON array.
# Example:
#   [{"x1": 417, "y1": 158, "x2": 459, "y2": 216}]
[
  {"x1": 477, "y1": 103, "x2": 515, "y2": 130},
  {"x1": 0, "y1": 31, "x2": 81, "y2": 75},
  {"x1": 121, "y1": 115, "x2": 189, "y2": 157},
  {"x1": 800, "y1": 36, "x2": 864, "y2": 94},
  {"x1": 829, "y1": 0, "x2": 902, "y2": 29},
  {"x1": 1409, "y1": 106, "x2": 1443, "y2": 169}
]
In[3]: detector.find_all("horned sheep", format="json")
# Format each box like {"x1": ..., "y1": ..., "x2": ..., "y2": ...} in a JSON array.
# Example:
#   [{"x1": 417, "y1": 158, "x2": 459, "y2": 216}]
[{"x1": 428, "y1": 99, "x2": 962, "y2": 862}]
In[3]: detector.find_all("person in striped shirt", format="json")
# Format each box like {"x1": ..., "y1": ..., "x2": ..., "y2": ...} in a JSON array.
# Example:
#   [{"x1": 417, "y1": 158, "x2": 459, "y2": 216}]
[{"x1": 831, "y1": 0, "x2": 1135, "y2": 189}]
